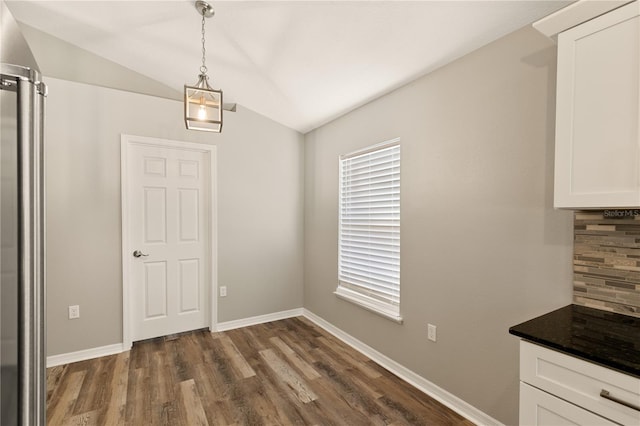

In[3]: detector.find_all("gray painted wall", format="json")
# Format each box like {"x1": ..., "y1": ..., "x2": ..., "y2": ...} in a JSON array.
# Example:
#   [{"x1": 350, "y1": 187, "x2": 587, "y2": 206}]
[
  {"x1": 18, "y1": 23, "x2": 182, "y2": 101},
  {"x1": 303, "y1": 26, "x2": 574, "y2": 425},
  {"x1": 45, "y1": 77, "x2": 304, "y2": 356}
]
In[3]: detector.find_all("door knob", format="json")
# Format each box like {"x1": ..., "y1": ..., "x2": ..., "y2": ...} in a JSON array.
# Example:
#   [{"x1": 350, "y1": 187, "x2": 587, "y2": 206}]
[{"x1": 133, "y1": 250, "x2": 149, "y2": 258}]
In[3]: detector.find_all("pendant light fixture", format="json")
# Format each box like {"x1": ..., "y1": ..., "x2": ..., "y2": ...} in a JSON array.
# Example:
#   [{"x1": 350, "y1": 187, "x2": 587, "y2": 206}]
[{"x1": 184, "y1": 1, "x2": 223, "y2": 132}]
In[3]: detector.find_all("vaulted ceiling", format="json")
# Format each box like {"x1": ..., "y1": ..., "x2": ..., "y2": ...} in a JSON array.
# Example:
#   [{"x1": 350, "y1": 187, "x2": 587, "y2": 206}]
[{"x1": 7, "y1": 1, "x2": 571, "y2": 133}]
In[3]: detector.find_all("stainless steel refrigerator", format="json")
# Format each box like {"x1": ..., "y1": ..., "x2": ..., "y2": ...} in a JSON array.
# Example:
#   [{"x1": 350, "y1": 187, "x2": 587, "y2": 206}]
[
  {"x1": 1, "y1": 4, "x2": 48, "y2": 421},
  {"x1": 1, "y1": 62, "x2": 47, "y2": 426}
]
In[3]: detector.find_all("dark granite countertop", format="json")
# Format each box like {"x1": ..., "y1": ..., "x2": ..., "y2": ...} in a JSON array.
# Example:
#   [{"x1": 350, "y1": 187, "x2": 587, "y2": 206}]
[{"x1": 509, "y1": 304, "x2": 640, "y2": 378}]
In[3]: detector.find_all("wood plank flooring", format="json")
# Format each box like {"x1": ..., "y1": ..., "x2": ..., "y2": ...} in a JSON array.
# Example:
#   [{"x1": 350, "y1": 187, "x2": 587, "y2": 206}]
[{"x1": 46, "y1": 317, "x2": 475, "y2": 425}]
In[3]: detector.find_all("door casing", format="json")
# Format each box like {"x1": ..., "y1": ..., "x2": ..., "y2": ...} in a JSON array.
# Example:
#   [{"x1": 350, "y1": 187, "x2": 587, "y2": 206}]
[{"x1": 120, "y1": 134, "x2": 217, "y2": 350}]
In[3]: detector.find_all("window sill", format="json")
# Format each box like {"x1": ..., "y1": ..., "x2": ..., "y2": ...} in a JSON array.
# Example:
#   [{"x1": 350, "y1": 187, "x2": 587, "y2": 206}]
[{"x1": 334, "y1": 287, "x2": 403, "y2": 324}]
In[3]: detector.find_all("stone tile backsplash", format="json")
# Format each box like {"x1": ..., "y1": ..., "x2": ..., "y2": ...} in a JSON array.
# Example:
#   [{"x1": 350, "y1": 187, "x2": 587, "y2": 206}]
[{"x1": 573, "y1": 211, "x2": 640, "y2": 318}]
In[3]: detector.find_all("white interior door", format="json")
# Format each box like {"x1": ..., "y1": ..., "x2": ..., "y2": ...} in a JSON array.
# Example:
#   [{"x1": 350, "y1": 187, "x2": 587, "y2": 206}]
[{"x1": 124, "y1": 137, "x2": 214, "y2": 342}]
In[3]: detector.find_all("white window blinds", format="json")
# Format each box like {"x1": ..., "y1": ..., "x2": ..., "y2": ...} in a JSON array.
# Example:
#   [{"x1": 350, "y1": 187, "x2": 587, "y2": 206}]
[{"x1": 336, "y1": 139, "x2": 401, "y2": 322}]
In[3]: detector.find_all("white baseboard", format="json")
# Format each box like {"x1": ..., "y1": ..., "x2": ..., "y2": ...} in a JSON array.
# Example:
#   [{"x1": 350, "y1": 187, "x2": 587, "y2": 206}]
[
  {"x1": 47, "y1": 343, "x2": 125, "y2": 368},
  {"x1": 302, "y1": 309, "x2": 503, "y2": 426},
  {"x1": 216, "y1": 308, "x2": 304, "y2": 332}
]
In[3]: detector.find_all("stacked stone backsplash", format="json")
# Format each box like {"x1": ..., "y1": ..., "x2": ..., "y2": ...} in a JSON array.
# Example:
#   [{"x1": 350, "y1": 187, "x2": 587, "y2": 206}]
[{"x1": 573, "y1": 211, "x2": 640, "y2": 317}]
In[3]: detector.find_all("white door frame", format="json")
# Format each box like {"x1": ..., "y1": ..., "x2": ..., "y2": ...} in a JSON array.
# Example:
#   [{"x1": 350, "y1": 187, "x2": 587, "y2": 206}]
[{"x1": 120, "y1": 134, "x2": 217, "y2": 350}]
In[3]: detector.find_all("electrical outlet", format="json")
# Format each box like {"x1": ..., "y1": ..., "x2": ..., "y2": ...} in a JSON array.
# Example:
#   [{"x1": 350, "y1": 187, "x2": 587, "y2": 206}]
[
  {"x1": 68, "y1": 305, "x2": 80, "y2": 319},
  {"x1": 427, "y1": 323, "x2": 437, "y2": 342},
  {"x1": 219, "y1": 286, "x2": 227, "y2": 297}
]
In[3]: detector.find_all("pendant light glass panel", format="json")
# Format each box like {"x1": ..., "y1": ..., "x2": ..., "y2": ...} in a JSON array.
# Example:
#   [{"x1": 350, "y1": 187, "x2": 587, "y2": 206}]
[{"x1": 184, "y1": 79, "x2": 222, "y2": 132}]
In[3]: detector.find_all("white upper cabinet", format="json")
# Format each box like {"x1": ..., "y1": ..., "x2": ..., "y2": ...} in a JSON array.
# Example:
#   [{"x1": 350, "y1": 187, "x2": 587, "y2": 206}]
[{"x1": 553, "y1": 1, "x2": 640, "y2": 208}]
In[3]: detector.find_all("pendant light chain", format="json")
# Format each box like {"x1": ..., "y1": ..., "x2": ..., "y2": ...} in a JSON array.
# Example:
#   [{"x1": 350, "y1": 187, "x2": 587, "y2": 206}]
[{"x1": 200, "y1": 13, "x2": 207, "y2": 75}]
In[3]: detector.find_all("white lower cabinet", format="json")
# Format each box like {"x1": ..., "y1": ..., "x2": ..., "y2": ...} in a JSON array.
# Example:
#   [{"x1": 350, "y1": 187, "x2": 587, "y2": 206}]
[
  {"x1": 519, "y1": 341, "x2": 640, "y2": 426},
  {"x1": 520, "y1": 382, "x2": 617, "y2": 426}
]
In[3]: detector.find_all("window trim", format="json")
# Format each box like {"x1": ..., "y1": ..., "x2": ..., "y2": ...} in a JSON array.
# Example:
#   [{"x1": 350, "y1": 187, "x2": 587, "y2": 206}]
[
  {"x1": 336, "y1": 138, "x2": 402, "y2": 323},
  {"x1": 334, "y1": 286, "x2": 403, "y2": 323}
]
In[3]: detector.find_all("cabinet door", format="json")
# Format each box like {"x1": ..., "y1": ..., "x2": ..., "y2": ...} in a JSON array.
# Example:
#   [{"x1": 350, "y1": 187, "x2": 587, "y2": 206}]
[
  {"x1": 555, "y1": 1, "x2": 640, "y2": 208},
  {"x1": 520, "y1": 383, "x2": 618, "y2": 426},
  {"x1": 520, "y1": 341, "x2": 640, "y2": 426}
]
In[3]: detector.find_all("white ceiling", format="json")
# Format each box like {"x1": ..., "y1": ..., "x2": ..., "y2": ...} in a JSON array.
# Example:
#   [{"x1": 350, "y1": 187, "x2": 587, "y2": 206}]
[{"x1": 7, "y1": 0, "x2": 571, "y2": 133}]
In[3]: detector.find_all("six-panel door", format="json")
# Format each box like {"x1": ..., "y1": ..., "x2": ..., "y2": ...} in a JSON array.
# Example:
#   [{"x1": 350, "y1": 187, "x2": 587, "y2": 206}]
[{"x1": 128, "y1": 143, "x2": 210, "y2": 341}]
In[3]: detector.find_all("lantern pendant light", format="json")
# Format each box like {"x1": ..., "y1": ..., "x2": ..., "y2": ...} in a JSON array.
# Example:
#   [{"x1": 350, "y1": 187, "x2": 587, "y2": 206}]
[{"x1": 184, "y1": 1, "x2": 223, "y2": 132}]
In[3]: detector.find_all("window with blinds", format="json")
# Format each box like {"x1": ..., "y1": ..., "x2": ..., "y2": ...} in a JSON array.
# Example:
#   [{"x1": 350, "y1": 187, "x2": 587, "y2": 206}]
[{"x1": 336, "y1": 139, "x2": 401, "y2": 323}]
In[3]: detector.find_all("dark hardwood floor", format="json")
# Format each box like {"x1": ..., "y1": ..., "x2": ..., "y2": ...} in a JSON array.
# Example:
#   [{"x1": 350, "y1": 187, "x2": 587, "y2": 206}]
[{"x1": 46, "y1": 316, "x2": 475, "y2": 425}]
